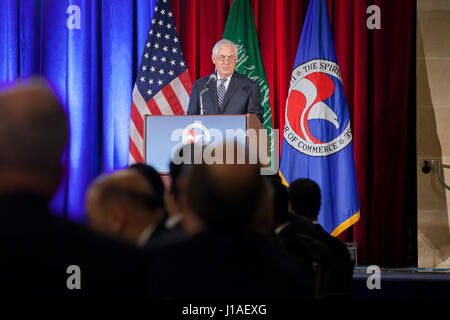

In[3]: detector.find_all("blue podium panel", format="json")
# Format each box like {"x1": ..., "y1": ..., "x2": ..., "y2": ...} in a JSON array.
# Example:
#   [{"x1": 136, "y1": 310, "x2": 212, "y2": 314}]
[{"x1": 145, "y1": 115, "x2": 247, "y2": 173}]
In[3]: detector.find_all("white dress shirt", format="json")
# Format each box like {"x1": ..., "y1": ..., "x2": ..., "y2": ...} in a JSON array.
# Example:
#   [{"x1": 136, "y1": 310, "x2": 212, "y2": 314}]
[
  {"x1": 274, "y1": 221, "x2": 291, "y2": 235},
  {"x1": 137, "y1": 223, "x2": 157, "y2": 247},
  {"x1": 165, "y1": 214, "x2": 183, "y2": 229}
]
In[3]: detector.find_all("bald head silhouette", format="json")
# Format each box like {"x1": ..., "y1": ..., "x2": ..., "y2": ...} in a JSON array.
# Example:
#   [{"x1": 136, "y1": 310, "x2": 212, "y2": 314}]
[
  {"x1": 86, "y1": 168, "x2": 164, "y2": 245},
  {"x1": 0, "y1": 81, "x2": 68, "y2": 198}
]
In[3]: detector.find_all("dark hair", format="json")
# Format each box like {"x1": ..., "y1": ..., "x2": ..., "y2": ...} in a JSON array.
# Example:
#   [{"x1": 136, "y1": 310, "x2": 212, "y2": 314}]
[
  {"x1": 129, "y1": 163, "x2": 164, "y2": 209},
  {"x1": 288, "y1": 178, "x2": 321, "y2": 220},
  {"x1": 169, "y1": 144, "x2": 198, "y2": 200},
  {"x1": 267, "y1": 175, "x2": 291, "y2": 226}
]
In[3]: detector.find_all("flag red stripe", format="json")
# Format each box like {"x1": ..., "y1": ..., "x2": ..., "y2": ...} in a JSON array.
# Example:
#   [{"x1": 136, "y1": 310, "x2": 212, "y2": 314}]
[
  {"x1": 130, "y1": 103, "x2": 144, "y2": 138},
  {"x1": 179, "y1": 70, "x2": 193, "y2": 95},
  {"x1": 147, "y1": 98, "x2": 162, "y2": 115},
  {"x1": 161, "y1": 85, "x2": 184, "y2": 115},
  {"x1": 129, "y1": 137, "x2": 143, "y2": 163}
]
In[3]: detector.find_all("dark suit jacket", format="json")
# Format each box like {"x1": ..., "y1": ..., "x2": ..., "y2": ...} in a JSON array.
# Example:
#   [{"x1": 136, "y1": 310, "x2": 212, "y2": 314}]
[
  {"x1": 0, "y1": 192, "x2": 149, "y2": 297},
  {"x1": 147, "y1": 228, "x2": 311, "y2": 300},
  {"x1": 314, "y1": 224, "x2": 352, "y2": 264},
  {"x1": 291, "y1": 214, "x2": 351, "y2": 264},
  {"x1": 276, "y1": 221, "x2": 333, "y2": 267},
  {"x1": 144, "y1": 220, "x2": 187, "y2": 249},
  {"x1": 187, "y1": 71, "x2": 264, "y2": 124}
]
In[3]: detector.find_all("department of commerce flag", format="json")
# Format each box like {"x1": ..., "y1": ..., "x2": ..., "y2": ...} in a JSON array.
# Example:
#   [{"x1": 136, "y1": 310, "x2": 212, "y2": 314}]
[
  {"x1": 279, "y1": 0, "x2": 359, "y2": 236},
  {"x1": 129, "y1": 0, "x2": 192, "y2": 164}
]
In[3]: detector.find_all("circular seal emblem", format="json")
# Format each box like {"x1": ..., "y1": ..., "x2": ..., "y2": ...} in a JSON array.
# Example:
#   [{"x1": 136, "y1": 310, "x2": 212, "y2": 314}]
[
  {"x1": 284, "y1": 59, "x2": 353, "y2": 157},
  {"x1": 182, "y1": 122, "x2": 211, "y2": 145}
]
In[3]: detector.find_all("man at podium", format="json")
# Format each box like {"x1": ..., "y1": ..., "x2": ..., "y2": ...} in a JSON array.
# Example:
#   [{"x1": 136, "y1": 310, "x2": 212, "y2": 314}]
[{"x1": 186, "y1": 39, "x2": 263, "y2": 124}]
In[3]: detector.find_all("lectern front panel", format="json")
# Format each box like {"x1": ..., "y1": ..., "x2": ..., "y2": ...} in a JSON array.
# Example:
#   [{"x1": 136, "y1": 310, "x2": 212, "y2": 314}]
[{"x1": 145, "y1": 115, "x2": 247, "y2": 173}]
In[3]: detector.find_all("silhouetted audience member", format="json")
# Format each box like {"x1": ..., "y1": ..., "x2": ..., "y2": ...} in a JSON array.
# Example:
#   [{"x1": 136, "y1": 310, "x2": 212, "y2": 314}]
[
  {"x1": 128, "y1": 163, "x2": 178, "y2": 242},
  {"x1": 86, "y1": 168, "x2": 165, "y2": 247},
  {"x1": 164, "y1": 156, "x2": 186, "y2": 230},
  {"x1": 147, "y1": 146, "x2": 311, "y2": 300},
  {"x1": 138, "y1": 147, "x2": 197, "y2": 248},
  {"x1": 129, "y1": 163, "x2": 165, "y2": 211},
  {"x1": 162, "y1": 143, "x2": 199, "y2": 231},
  {"x1": 163, "y1": 143, "x2": 201, "y2": 236},
  {"x1": 269, "y1": 175, "x2": 333, "y2": 269},
  {"x1": 289, "y1": 178, "x2": 351, "y2": 264},
  {"x1": 0, "y1": 81, "x2": 148, "y2": 297}
]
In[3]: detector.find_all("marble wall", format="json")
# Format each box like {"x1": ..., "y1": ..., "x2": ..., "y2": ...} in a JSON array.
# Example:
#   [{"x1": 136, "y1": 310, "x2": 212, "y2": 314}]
[{"x1": 417, "y1": 0, "x2": 450, "y2": 268}]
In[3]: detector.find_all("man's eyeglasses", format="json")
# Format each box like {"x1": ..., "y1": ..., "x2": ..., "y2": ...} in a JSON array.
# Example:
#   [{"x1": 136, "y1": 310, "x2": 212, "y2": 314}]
[{"x1": 216, "y1": 55, "x2": 236, "y2": 63}]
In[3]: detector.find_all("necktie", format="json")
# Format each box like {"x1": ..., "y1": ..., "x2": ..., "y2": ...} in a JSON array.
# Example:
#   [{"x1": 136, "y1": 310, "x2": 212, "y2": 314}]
[{"x1": 217, "y1": 78, "x2": 227, "y2": 111}]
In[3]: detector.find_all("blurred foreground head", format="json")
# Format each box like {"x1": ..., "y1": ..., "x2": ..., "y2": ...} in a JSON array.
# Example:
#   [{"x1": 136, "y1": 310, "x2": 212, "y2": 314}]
[
  {"x1": 0, "y1": 81, "x2": 68, "y2": 199},
  {"x1": 185, "y1": 142, "x2": 273, "y2": 234},
  {"x1": 86, "y1": 168, "x2": 164, "y2": 245}
]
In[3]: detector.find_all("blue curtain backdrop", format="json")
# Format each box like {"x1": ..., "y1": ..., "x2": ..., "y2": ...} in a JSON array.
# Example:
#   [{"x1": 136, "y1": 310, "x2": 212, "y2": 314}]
[{"x1": 0, "y1": 0, "x2": 157, "y2": 222}]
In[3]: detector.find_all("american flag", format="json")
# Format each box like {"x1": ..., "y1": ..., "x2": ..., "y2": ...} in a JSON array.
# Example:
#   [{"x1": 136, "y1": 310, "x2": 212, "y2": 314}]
[{"x1": 129, "y1": 0, "x2": 192, "y2": 164}]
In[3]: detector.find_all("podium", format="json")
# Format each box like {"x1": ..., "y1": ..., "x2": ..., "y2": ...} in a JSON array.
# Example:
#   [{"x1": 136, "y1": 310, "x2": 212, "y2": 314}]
[{"x1": 144, "y1": 114, "x2": 269, "y2": 173}]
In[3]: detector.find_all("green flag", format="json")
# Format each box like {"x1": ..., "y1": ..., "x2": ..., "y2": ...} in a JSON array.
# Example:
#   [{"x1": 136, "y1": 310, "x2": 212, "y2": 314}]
[{"x1": 223, "y1": 0, "x2": 274, "y2": 168}]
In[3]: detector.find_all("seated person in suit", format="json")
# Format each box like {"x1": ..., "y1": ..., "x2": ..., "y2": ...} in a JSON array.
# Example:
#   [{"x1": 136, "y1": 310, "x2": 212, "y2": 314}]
[
  {"x1": 269, "y1": 175, "x2": 332, "y2": 270},
  {"x1": 0, "y1": 81, "x2": 148, "y2": 297},
  {"x1": 86, "y1": 168, "x2": 165, "y2": 247},
  {"x1": 163, "y1": 148, "x2": 189, "y2": 231},
  {"x1": 147, "y1": 144, "x2": 311, "y2": 300},
  {"x1": 186, "y1": 39, "x2": 264, "y2": 123},
  {"x1": 288, "y1": 178, "x2": 352, "y2": 264},
  {"x1": 128, "y1": 163, "x2": 173, "y2": 240}
]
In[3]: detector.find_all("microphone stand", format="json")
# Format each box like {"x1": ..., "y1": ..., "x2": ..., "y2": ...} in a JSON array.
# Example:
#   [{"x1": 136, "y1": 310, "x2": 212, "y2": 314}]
[
  {"x1": 199, "y1": 88, "x2": 208, "y2": 115},
  {"x1": 199, "y1": 74, "x2": 217, "y2": 115}
]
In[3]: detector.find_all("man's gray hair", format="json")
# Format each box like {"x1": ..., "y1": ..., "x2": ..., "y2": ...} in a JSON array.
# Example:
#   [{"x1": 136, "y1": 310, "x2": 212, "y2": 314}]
[{"x1": 212, "y1": 39, "x2": 238, "y2": 57}]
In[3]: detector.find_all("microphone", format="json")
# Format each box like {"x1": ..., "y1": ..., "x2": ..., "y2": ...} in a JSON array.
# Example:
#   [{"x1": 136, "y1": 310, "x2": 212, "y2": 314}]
[
  {"x1": 199, "y1": 74, "x2": 216, "y2": 115},
  {"x1": 204, "y1": 74, "x2": 217, "y2": 89}
]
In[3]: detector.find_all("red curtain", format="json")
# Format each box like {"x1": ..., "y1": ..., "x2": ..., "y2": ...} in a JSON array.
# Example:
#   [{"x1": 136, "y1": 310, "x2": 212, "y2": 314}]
[{"x1": 170, "y1": 0, "x2": 415, "y2": 266}]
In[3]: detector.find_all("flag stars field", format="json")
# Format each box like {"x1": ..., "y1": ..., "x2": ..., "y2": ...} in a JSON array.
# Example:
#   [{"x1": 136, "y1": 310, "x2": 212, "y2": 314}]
[{"x1": 129, "y1": 0, "x2": 193, "y2": 163}]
